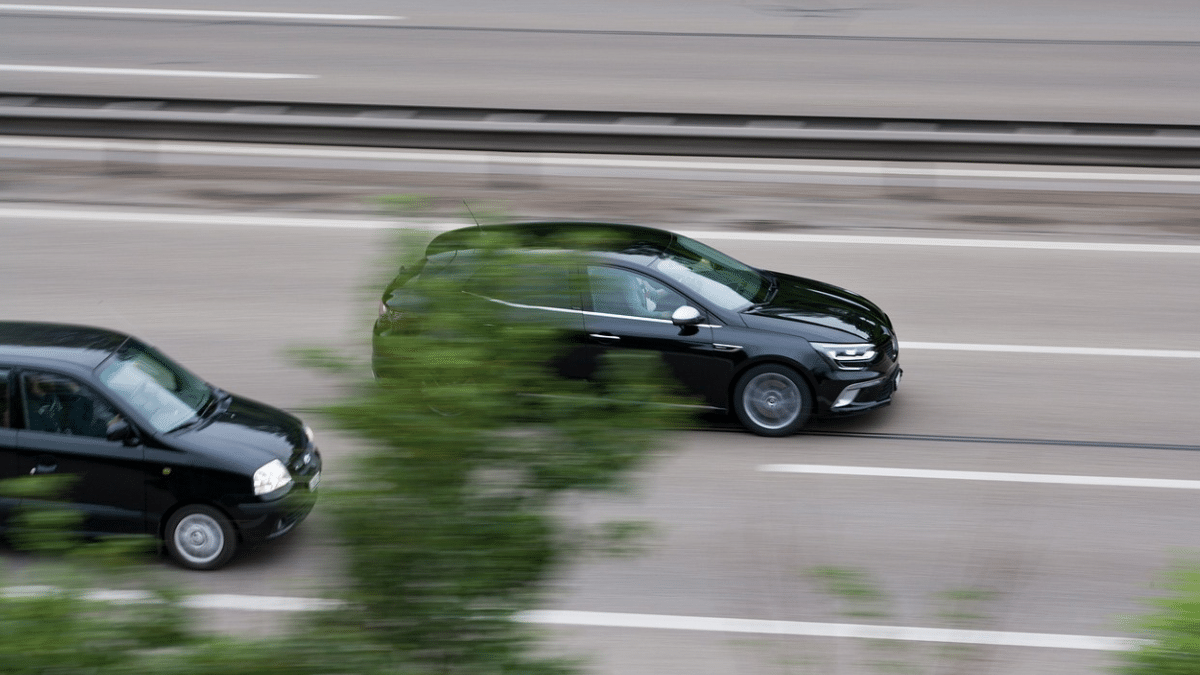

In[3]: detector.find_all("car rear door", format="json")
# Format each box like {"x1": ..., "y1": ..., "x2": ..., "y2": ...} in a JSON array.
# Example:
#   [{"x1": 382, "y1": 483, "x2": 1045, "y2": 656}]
[
  {"x1": 474, "y1": 259, "x2": 593, "y2": 379},
  {"x1": 0, "y1": 368, "x2": 20, "y2": 526},
  {"x1": 13, "y1": 370, "x2": 149, "y2": 535},
  {"x1": 581, "y1": 265, "x2": 735, "y2": 408}
]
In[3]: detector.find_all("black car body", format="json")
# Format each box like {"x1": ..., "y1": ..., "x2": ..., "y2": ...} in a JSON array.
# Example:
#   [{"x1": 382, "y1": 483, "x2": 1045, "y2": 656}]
[
  {"x1": 0, "y1": 322, "x2": 320, "y2": 569},
  {"x1": 374, "y1": 222, "x2": 901, "y2": 436}
]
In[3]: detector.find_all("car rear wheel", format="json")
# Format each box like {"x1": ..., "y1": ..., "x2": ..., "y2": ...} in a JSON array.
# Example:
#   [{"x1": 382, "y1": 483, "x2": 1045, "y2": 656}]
[
  {"x1": 165, "y1": 505, "x2": 237, "y2": 571},
  {"x1": 733, "y1": 364, "x2": 811, "y2": 437}
]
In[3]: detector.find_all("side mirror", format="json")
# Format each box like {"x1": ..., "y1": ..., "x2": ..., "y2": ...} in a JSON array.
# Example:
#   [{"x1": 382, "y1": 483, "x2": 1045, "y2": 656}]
[
  {"x1": 107, "y1": 419, "x2": 139, "y2": 446},
  {"x1": 671, "y1": 305, "x2": 703, "y2": 326}
]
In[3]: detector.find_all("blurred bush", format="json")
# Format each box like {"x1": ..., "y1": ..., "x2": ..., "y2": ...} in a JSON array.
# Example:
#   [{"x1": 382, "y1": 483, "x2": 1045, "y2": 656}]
[{"x1": 1121, "y1": 561, "x2": 1200, "y2": 674}]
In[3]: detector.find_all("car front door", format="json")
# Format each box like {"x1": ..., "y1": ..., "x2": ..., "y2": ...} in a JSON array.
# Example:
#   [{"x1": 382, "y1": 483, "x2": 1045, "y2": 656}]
[
  {"x1": 581, "y1": 265, "x2": 735, "y2": 408},
  {"x1": 14, "y1": 370, "x2": 149, "y2": 535}
]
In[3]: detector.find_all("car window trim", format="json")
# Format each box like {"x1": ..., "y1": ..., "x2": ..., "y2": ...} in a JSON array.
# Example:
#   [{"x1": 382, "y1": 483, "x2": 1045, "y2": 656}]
[{"x1": 472, "y1": 293, "x2": 723, "y2": 328}]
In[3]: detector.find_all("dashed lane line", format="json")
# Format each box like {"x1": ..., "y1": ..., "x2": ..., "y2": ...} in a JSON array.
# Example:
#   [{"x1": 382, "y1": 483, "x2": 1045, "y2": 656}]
[{"x1": 760, "y1": 464, "x2": 1200, "y2": 489}]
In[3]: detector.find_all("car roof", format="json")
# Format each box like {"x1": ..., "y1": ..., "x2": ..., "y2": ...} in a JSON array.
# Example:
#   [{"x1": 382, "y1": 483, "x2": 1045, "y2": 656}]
[
  {"x1": 426, "y1": 222, "x2": 676, "y2": 260},
  {"x1": 0, "y1": 321, "x2": 131, "y2": 370}
]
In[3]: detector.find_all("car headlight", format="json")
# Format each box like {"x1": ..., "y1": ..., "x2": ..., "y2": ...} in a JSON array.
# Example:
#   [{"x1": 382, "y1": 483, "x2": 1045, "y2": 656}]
[
  {"x1": 811, "y1": 342, "x2": 877, "y2": 370},
  {"x1": 253, "y1": 459, "x2": 294, "y2": 497}
]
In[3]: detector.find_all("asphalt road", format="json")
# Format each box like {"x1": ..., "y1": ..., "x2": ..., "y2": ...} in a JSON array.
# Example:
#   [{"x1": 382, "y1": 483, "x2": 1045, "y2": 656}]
[
  {"x1": 2, "y1": 147, "x2": 1199, "y2": 673},
  {"x1": 3, "y1": 0, "x2": 1200, "y2": 122}
]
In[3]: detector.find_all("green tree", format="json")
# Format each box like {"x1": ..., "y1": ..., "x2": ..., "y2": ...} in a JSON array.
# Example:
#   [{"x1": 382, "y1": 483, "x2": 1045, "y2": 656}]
[
  {"x1": 309, "y1": 233, "x2": 686, "y2": 674},
  {"x1": 0, "y1": 225, "x2": 683, "y2": 675}
]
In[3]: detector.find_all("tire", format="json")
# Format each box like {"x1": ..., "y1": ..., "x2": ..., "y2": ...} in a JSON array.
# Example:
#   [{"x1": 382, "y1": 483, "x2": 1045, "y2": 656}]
[
  {"x1": 732, "y1": 364, "x2": 811, "y2": 437},
  {"x1": 165, "y1": 505, "x2": 237, "y2": 571}
]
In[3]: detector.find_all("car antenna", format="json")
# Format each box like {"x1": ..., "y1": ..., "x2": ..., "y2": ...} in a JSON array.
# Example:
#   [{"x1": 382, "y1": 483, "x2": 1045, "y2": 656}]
[{"x1": 463, "y1": 200, "x2": 484, "y2": 233}]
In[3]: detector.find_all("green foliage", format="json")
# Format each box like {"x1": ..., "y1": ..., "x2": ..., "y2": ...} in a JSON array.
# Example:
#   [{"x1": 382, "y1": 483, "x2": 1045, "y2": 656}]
[
  {"x1": 377, "y1": 193, "x2": 435, "y2": 217},
  {"x1": 0, "y1": 590, "x2": 178, "y2": 674},
  {"x1": 1120, "y1": 562, "x2": 1200, "y2": 674},
  {"x1": 0, "y1": 225, "x2": 682, "y2": 675},
  {"x1": 808, "y1": 566, "x2": 891, "y2": 617},
  {"x1": 314, "y1": 231, "x2": 687, "y2": 673}
]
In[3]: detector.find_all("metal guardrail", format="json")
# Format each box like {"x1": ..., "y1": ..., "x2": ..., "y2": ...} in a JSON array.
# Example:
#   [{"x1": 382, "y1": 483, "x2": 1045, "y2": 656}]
[{"x1": 3, "y1": 92, "x2": 1200, "y2": 167}]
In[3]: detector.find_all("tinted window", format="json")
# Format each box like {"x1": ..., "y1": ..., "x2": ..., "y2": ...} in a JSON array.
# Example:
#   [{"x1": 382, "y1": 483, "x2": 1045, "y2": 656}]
[
  {"x1": 21, "y1": 372, "x2": 120, "y2": 439},
  {"x1": 485, "y1": 262, "x2": 576, "y2": 309},
  {"x1": 587, "y1": 266, "x2": 687, "y2": 320}
]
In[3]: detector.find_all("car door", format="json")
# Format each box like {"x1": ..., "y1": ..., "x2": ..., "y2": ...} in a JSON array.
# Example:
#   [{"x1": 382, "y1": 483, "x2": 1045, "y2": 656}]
[
  {"x1": 14, "y1": 370, "x2": 149, "y2": 535},
  {"x1": 474, "y1": 259, "x2": 593, "y2": 380},
  {"x1": 0, "y1": 368, "x2": 20, "y2": 525},
  {"x1": 581, "y1": 265, "x2": 736, "y2": 408}
]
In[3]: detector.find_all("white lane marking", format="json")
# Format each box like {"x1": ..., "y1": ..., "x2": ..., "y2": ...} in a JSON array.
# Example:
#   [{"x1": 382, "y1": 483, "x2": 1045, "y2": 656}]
[
  {"x1": 759, "y1": 465, "x2": 1200, "y2": 490},
  {"x1": 2, "y1": 586, "x2": 347, "y2": 611},
  {"x1": 181, "y1": 593, "x2": 347, "y2": 611},
  {"x1": 901, "y1": 342, "x2": 1200, "y2": 359},
  {"x1": 0, "y1": 587, "x2": 1139, "y2": 651},
  {"x1": 0, "y1": 137, "x2": 1197, "y2": 186},
  {"x1": 0, "y1": 207, "x2": 403, "y2": 229},
  {"x1": 0, "y1": 65, "x2": 314, "y2": 79},
  {"x1": 2, "y1": 207, "x2": 1199, "y2": 255},
  {"x1": 519, "y1": 610, "x2": 1141, "y2": 651},
  {"x1": 683, "y1": 230, "x2": 1200, "y2": 254},
  {"x1": 0, "y1": 4, "x2": 400, "y2": 20}
]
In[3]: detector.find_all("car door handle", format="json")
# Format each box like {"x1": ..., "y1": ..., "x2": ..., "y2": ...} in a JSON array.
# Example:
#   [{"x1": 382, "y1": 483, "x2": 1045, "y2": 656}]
[{"x1": 588, "y1": 333, "x2": 621, "y2": 343}]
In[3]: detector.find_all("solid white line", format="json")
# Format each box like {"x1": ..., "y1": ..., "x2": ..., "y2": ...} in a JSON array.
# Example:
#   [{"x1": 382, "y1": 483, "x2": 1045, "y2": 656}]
[
  {"x1": 519, "y1": 610, "x2": 1141, "y2": 651},
  {"x1": 0, "y1": 4, "x2": 400, "y2": 20},
  {"x1": 3, "y1": 207, "x2": 1199, "y2": 255},
  {"x1": 759, "y1": 465, "x2": 1200, "y2": 490},
  {"x1": 683, "y1": 231, "x2": 1200, "y2": 254},
  {"x1": 900, "y1": 341, "x2": 1200, "y2": 359},
  {"x1": 0, "y1": 65, "x2": 314, "y2": 79},
  {"x1": 0, "y1": 587, "x2": 1139, "y2": 650},
  {"x1": 0, "y1": 207, "x2": 402, "y2": 229},
  {"x1": 0, "y1": 138, "x2": 1197, "y2": 185}
]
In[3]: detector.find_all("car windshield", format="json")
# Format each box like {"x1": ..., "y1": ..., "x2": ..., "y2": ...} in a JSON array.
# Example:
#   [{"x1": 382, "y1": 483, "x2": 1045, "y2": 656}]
[
  {"x1": 653, "y1": 235, "x2": 770, "y2": 311},
  {"x1": 97, "y1": 340, "x2": 212, "y2": 433}
]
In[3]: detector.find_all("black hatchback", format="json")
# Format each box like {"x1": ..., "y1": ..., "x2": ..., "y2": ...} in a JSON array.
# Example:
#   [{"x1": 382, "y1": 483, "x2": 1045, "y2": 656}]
[
  {"x1": 0, "y1": 322, "x2": 321, "y2": 569},
  {"x1": 374, "y1": 223, "x2": 901, "y2": 436}
]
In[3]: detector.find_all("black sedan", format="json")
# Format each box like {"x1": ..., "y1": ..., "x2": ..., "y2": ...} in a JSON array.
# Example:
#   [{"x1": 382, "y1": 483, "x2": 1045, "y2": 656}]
[
  {"x1": 0, "y1": 322, "x2": 320, "y2": 569},
  {"x1": 374, "y1": 222, "x2": 901, "y2": 436}
]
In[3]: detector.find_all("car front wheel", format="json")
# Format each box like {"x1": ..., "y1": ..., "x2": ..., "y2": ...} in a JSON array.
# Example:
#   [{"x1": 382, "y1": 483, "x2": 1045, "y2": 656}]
[
  {"x1": 733, "y1": 364, "x2": 811, "y2": 437},
  {"x1": 165, "y1": 505, "x2": 237, "y2": 571}
]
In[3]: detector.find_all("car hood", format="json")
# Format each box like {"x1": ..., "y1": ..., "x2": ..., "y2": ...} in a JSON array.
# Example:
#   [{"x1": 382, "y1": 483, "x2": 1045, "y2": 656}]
[
  {"x1": 743, "y1": 272, "x2": 892, "y2": 342},
  {"x1": 171, "y1": 394, "x2": 305, "y2": 473}
]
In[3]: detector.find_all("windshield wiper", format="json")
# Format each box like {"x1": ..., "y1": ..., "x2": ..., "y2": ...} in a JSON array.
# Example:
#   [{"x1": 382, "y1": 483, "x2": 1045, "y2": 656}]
[
  {"x1": 745, "y1": 275, "x2": 779, "y2": 311},
  {"x1": 197, "y1": 387, "x2": 230, "y2": 418},
  {"x1": 168, "y1": 388, "x2": 227, "y2": 433}
]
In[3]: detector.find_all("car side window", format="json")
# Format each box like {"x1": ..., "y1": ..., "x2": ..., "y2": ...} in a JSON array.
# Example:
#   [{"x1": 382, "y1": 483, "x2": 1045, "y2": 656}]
[
  {"x1": 485, "y1": 262, "x2": 577, "y2": 309},
  {"x1": 0, "y1": 369, "x2": 10, "y2": 428},
  {"x1": 21, "y1": 372, "x2": 120, "y2": 439},
  {"x1": 587, "y1": 266, "x2": 687, "y2": 320}
]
